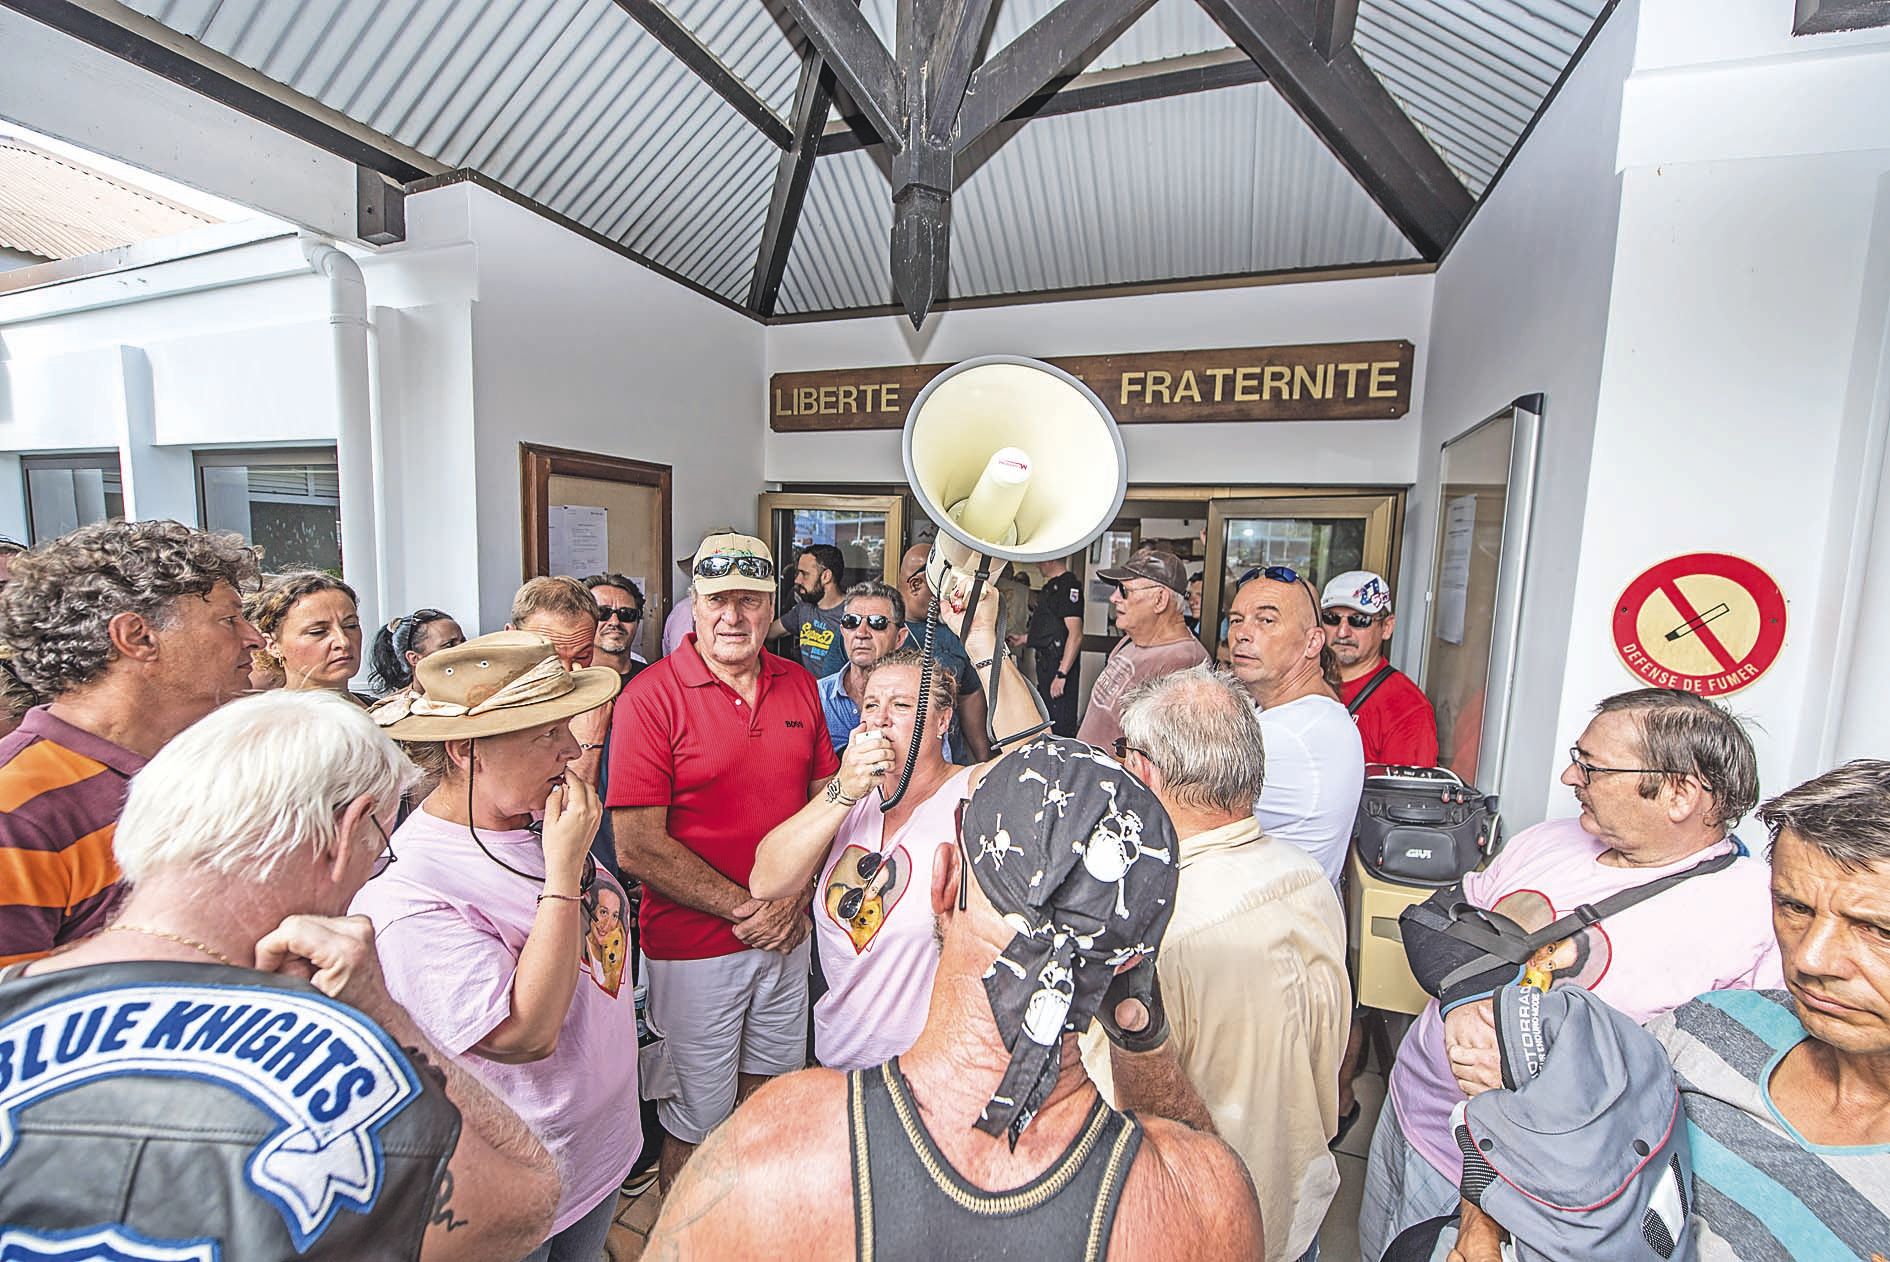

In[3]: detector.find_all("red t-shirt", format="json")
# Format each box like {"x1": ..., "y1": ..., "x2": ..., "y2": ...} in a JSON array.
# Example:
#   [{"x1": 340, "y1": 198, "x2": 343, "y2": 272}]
[
  {"x1": 1337, "y1": 664, "x2": 1440, "y2": 768},
  {"x1": 607, "y1": 635, "x2": 840, "y2": 960}
]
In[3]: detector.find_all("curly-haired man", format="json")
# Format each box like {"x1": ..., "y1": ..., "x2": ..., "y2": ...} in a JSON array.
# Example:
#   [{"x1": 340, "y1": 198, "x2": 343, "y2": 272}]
[{"x1": 0, "y1": 519, "x2": 262, "y2": 965}]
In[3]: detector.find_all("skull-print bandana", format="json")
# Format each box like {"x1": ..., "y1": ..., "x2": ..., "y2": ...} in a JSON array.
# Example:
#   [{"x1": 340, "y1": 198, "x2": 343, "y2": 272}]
[{"x1": 961, "y1": 737, "x2": 1179, "y2": 1146}]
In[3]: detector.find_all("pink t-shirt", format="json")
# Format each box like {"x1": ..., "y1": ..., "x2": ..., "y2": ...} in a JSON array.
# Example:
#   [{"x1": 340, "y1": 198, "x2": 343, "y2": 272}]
[
  {"x1": 1388, "y1": 816, "x2": 1782, "y2": 1182},
  {"x1": 1076, "y1": 635, "x2": 1211, "y2": 750},
  {"x1": 813, "y1": 768, "x2": 973, "y2": 1071},
  {"x1": 350, "y1": 805, "x2": 642, "y2": 1232}
]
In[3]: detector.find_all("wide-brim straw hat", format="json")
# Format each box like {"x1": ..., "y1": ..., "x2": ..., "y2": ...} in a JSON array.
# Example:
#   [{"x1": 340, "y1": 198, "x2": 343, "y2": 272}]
[{"x1": 372, "y1": 630, "x2": 621, "y2": 741}]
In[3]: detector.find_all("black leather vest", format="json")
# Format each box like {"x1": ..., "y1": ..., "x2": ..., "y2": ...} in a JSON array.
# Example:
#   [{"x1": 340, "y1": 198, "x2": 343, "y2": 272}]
[{"x1": 0, "y1": 960, "x2": 461, "y2": 1261}]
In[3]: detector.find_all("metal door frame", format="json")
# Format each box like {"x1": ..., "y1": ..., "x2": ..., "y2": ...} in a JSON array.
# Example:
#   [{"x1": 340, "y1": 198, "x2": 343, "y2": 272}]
[{"x1": 1203, "y1": 492, "x2": 1402, "y2": 647}]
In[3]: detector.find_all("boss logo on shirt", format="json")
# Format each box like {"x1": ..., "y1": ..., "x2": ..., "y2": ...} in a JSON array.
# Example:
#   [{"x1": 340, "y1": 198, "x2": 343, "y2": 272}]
[
  {"x1": 784, "y1": 719, "x2": 805, "y2": 729},
  {"x1": 0, "y1": 1224, "x2": 218, "y2": 1261},
  {"x1": 0, "y1": 983, "x2": 421, "y2": 1251}
]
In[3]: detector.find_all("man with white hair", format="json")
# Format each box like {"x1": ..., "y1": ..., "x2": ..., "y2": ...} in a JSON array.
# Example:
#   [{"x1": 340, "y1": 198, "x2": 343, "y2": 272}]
[
  {"x1": 0, "y1": 690, "x2": 560, "y2": 1260},
  {"x1": 1103, "y1": 665, "x2": 1350, "y2": 1262},
  {"x1": 1077, "y1": 547, "x2": 1210, "y2": 751}
]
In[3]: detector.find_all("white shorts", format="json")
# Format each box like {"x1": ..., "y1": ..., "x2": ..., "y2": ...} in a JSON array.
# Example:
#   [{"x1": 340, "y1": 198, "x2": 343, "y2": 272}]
[{"x1": 643, "y1": 940, "x2": 809, "y2": 1143}]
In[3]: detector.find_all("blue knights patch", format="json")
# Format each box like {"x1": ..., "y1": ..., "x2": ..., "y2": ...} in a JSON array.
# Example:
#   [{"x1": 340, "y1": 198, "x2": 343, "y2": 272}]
[
  {"x1": 0, "y1": 983, "x2": 422, "y2": 1251},
  {"x1": 0, "y1": 1224, "x2": 219, "y2": 1261}
]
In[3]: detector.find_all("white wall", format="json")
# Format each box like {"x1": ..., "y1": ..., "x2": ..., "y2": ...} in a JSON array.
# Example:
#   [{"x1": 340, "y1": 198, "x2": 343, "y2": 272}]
[
  {"x1": 764, "y1": 273, "x2": 1435, "y2": 489},
  {"x1": 1402, "y1": 0, "x2": 1639, "y2": 827},
  {"x1": 460, "y1": 189, "x2": 767, "y2": 634},
  {"x1": 1545, "y1": 3, "x2": 1890, "y2": 828}
]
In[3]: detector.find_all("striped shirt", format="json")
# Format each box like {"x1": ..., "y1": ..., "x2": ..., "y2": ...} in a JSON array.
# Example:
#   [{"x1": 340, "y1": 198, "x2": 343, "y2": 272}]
[
  {"x1": 0, "y1": 706, "x2": 144, "y2": 966},
  {"x1": 1648, "y1": 989, "x2": 1890, "y2": 1260}
]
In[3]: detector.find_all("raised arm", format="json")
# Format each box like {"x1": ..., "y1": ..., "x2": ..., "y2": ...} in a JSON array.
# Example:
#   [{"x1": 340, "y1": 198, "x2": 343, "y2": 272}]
[
  {"x1": 750, "y1": 730, "x2": 894, "y2": 899},
  {"x1": 472, "y1": 777, "x2": 599, "y2": 1064},
  {"x1": 254, "y1": 914, "x2": 560, "y2": 1262}
]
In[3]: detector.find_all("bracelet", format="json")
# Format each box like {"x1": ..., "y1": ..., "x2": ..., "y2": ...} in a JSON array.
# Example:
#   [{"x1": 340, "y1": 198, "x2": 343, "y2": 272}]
[
  {"x1": 972, "y1": 650, "x2": 1009, "y2": 670},
  {"x1": 578, "y1": 742, "x2": 605, "y2": 752},
  {"x1": 536, "y1": 891, "x2": 583, "y2": 904},
  {"x1": 824, "y1": 778, "x2": 860, "y2": 808}
]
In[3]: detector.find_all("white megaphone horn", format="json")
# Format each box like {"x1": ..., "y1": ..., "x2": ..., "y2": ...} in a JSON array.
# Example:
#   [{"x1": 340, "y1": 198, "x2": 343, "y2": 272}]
[{"x1": 903, "y1": 355, "x2": 1128, "y2": 612}]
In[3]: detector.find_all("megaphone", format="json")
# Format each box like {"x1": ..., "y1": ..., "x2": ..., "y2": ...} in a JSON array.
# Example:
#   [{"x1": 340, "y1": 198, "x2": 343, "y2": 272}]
[{"x1": 903, "y1": 355, "x2": 1127, "y2": 610}]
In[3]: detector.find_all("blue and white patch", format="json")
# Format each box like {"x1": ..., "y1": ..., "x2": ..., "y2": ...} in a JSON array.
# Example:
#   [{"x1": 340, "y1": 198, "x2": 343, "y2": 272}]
[
  {"x1": 0, "y1": 983, "x2": 421, "y2": 1251},
  {"x1": 0, "y1": 1224, "x2": 219, "y2": 1261}
]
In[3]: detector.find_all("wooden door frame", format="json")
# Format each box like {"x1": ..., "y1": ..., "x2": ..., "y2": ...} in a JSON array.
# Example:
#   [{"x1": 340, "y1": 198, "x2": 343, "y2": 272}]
[
  {"x1": 519, "y1": 442, "x2": 674, "y2": 610},
  {"x1": 1202, "y1": 492, "x2": 1404, "y2": 648},
  {"x1": 756, "y1": 491, "x2": 907, "y2": 585}
]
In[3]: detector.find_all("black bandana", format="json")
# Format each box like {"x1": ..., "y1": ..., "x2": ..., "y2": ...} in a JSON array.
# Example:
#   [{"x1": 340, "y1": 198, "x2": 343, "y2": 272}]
[{"x1": 960, "y1": 737, "x2": 1178, "y2": 1145}]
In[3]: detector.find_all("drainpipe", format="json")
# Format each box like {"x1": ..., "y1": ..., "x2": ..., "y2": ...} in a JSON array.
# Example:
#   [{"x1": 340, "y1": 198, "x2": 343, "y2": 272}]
[{"x1": 302, "y1": 236, "x2": 381, "y2": 644}]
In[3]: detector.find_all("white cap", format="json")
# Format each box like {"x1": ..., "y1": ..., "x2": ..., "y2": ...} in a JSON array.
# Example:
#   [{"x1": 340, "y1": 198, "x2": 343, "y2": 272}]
[{"x1": 1321, "y1": 570, "x2": 1393, "y2": 615}]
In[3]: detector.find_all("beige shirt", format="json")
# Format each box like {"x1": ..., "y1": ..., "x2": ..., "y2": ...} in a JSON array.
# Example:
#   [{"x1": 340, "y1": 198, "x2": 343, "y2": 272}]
[{"x1": 1083, "y1": 816, "x2": 1350, "y2": 1262}]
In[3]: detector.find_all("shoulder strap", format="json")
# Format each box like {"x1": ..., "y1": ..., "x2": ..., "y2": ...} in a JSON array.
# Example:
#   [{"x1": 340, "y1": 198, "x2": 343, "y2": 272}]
[
  {"x1": 1524, "y1": 849, "x2": 1738, "y2": 954},
  {"x1": 1429, "y1": 849, "x2": 1742, "y2": 994},
  {"x1": 1347, "y1": 664, "x2": 1398, "y2": 715}
]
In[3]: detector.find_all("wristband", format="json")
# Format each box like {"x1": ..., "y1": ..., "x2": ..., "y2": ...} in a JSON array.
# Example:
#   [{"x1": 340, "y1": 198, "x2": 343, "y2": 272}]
[
  {"x1": 1054, "y1": 670, "x2": 1069, "y2": 679},
  {"x1": 1097, "y1": 956, "x2": 1169, "y2": 1054}
]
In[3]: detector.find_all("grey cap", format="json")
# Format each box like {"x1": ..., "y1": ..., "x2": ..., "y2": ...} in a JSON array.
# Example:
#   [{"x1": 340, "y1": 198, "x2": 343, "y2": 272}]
[
  {"x1": 1096, "y1": 547, "x2": 1188, "y2": 595},
  {"x1": 1454, "y1": 985, "x2": 1697, "y2": 1262}
]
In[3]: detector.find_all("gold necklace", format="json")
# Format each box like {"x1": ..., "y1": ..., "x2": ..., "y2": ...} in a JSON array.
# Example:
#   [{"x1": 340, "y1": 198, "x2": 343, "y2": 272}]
[{"x1": 105, "y1": 923, "x2": 237, "y2": 966}]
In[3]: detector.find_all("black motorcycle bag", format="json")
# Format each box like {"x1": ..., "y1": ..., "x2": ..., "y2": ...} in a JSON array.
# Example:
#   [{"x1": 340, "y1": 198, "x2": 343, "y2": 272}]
[{"x1": 1353, "y1": 766, "x2": 1500, "y2": 887}]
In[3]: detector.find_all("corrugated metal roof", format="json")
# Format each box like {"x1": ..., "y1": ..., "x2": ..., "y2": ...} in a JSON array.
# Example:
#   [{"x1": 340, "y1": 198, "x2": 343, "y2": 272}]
[
  {"x1": 116, "y1": 0, "x2": 1611, "y2": 316},
  {"x1": 0, "y1": 139, "x2": 218, "y2": 260},
  {"x1": 1356, "y1": 0, "x2": 1604, "y2": 195},
  {"x1": 131, "y1": 0, "x2": 778, "y2": 301},
  {"x1": 781, "y1": 80, "x2": 1411, "y2": 313}
]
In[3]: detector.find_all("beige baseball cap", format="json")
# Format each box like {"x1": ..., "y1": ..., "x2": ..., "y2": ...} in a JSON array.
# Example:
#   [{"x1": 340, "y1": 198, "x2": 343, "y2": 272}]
[{"x1": 690, "y1": 533, "x2": 778, "y2": 596}]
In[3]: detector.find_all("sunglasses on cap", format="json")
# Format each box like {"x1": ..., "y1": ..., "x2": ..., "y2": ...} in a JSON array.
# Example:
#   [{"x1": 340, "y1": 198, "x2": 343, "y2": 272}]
[
  {"x1": 840, "y1": 612, "x2": 893, "y2": 631},
  {"x1": 598, "y1": 606, "x2": 643, "y2": 625},
  {"x1": 694, "y1": 554, "x2": 774, "y2": 581},
  {"x1": 1321, "y1": 610, "x2": 1382, "y2": 629}
]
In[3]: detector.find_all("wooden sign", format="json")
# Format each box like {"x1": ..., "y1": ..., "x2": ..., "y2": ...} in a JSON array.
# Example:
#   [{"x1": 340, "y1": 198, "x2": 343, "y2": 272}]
[{"x1": 769, "y1": 341, "x2": 1414, "y2": 432}]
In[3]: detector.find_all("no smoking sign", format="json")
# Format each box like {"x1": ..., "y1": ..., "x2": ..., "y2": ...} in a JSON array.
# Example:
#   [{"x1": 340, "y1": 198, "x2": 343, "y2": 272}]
[{"x1": 1612, "y1": 553, "x2": 1786, "y2": 697}]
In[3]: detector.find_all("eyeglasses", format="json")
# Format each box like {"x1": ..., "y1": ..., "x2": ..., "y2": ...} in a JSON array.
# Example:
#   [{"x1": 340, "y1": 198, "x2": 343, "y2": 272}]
[
  {"x1": 840, "y1": 612, "x2": 893, "y2": 631},
  {"x1": 1321, "y1": 611, "x2": 1381, "y2": 629},
  {"x1": 1112, "y1": 737, "x2": 1152, "y2": 763},
  {"x1": 1109, "y1": 580, "x2": 1163, "y2": 598},
  {"x1": 598, "y1": 607, "x2": 643, "y2": 625},
  {"x1": 694, "y1": 554, "x2": 774, "y2": 581},
  {"x1": 1566, "y1": 747, "x2": 1695, "y2": 788},
  {"x1": 370, "y1": 815, "x2": 397, "y2": 878}
]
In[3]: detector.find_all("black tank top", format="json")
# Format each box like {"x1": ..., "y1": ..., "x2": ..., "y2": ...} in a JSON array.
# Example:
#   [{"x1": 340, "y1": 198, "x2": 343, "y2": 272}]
[{"x1": 848, "y1": 1057, "x2": 1143, "y2": 1262}]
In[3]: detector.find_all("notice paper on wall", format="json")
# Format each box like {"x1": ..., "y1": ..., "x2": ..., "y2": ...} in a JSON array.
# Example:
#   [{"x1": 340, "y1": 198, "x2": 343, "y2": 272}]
[
  {"x1": 549, "y1": 504, "x2": 608, "y2": 577},
  {"x1": 1437, "y1": 494, "x2": 1476, "y2": 645}
]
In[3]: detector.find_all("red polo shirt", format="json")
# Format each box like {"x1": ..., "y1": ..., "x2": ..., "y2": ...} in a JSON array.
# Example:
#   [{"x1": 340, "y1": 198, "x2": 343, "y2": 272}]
[{"x1": 607, "y1": 634, "x2": 839, "y2": 960}]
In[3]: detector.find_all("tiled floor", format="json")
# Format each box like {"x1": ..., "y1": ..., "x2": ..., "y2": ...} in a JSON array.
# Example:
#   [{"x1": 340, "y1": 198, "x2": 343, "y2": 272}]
[
  {"x1": 599, "y1": 1070, "x2": 1389, "y2": 1262},
  {"x1": 605, "y1": 1181, "x2": 663, "y2": 1261},
  {"x1": 1320, "y1": 1069, "x2": 1387, "y2": 1262}
]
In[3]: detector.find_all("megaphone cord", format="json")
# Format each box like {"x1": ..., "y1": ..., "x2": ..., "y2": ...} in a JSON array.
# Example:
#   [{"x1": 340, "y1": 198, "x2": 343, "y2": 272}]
[{"x1": 881, "y1": 592, "x2": 940, "y2": 812}]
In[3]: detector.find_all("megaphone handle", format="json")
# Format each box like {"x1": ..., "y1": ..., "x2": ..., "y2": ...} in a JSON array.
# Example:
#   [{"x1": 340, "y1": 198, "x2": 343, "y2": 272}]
[
  {"x1": 983, "y1": 579, "x2": 1054, "y2": 752},
  {"x1": 880, "y1": 594, "x2": 939, "y2": 812}
]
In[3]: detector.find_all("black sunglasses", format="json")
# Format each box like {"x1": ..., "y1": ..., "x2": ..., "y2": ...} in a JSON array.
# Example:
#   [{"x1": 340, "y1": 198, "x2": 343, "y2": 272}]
[
  {"x1": 598, "y1": 606, "x2": 643, "y2": 624},
  {"x1": 694, "y1": 554, "x2": 774, "y2": 581},
  {"x1": 836, "y1": 850, "x2": 893, "y2": 922},
  {"x1": 1112, "y1": 736, "x2": 1152, "y2": 763},
  {"x1": 840, "y1": 612, "x2": 893, "y2": 631},
  {"x1": 1321, "y1": 610, "x2": 1380, "y2": 629}
]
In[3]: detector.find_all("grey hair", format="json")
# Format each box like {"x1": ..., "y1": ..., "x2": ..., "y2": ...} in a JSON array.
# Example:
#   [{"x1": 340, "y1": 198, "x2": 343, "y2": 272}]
[
  {"x1": 845, "y1": 579, "x2": 906, "y2": 625},
  {"x1": 1118, "y1": 664, "x2": 1265, "y2": 813},
  {"x1": 1594, "y1": 688, "x2": 1760, "y2": 829},
  {"x1": 1758, "y1": 760, "x2": 1890, "y2": 870},
  {"x1": 0, "y1": 519, "x2": 262, "y2": 696},
  {"x1": 115, "y1": 690, "x2": 418, "y2": 885}
]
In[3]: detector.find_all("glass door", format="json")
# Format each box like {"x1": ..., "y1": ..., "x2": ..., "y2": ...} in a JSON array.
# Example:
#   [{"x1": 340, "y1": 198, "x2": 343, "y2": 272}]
[
  {"x1": 758, "y1": 492, "x2": 903, "y2": 590},
  {"x1": 1203, "y1": 494, "x2": 1401, "y2": 652}
]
